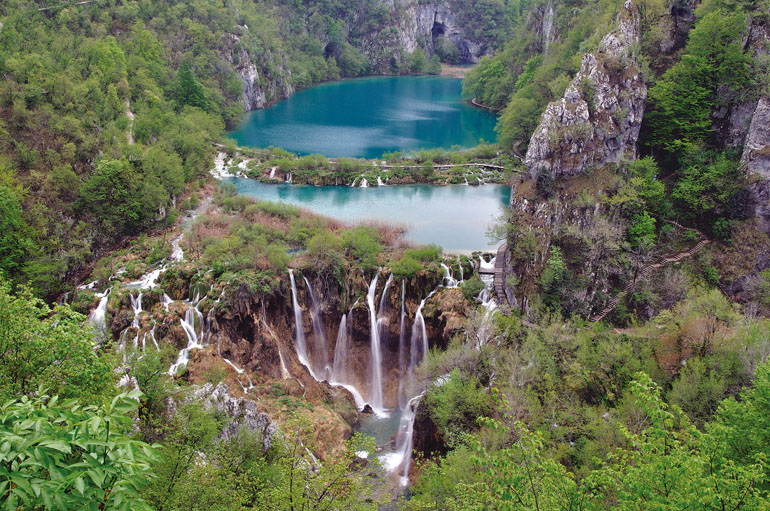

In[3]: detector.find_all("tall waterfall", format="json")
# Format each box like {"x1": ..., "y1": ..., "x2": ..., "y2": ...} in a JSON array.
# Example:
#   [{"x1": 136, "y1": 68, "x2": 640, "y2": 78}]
[
  {"x1": 377, "y1": 274, "x2": 394, "y2": 348},
  {"x1": 304, "y1": 276, "x2": 331, "y2": 379},
  {"x1": 397, "y1": 280, "x2": 408, "y2": 410},
  {"x1": 366, "y1": 272, "x2": 386, "y2": 416},
  {"x1": 331, "y1": 300, "x2": 357, "y2": 384},
  {"x1": 288, "y1": 270, "x2": 314, "y2": 378},
  {"x1": 383, "y1": 392, "x2": 425, "y2": 487},
  {"x1": 410, "y1": 290, "x2": 436, "y2": 370}
]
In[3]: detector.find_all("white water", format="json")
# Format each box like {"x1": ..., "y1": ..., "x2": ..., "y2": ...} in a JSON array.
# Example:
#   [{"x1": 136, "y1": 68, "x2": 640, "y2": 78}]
[
  {"x1": 366, "y1": 272, "x2": 387, "y2": 416},
  {"x1": 168, "y1": 293, "x2": 206, "y2": 375},
  {"x1": 410, "y1": 290, "x2": 437, "y2": 369},
  {"x1": 380, "y1": 392, "x2": 425, "y2": 487},
  {"x1": 441, "y1": 263, "x2": 459, "y2": 288},
  {"x1": 170, "y1": 235, "x2": 184, "y2": 262},
  {"x1": 377, "y1": 176, "x2": 384, "y2": 186},
  {"x1": 288, "y1": 270, "x2": 315, "y2": 378},
  {"x1": 89, "y1": 288, "x2": 110, "y2": 337},
  {"x1": 397, "y1": 280, "x2": 408, "y2": 409},
  {"x1": 269, "y1": 167, "x2": 276, "y2": 179},
  {"x1": 360, "y1": 178, "x2": 369, "y2": 188},
  {"x1": 478, "y1": 254, "x2": 495, "y2": 273},
  {"x1": 304, "y1": 276, "x2": 331, "y2": 379}
]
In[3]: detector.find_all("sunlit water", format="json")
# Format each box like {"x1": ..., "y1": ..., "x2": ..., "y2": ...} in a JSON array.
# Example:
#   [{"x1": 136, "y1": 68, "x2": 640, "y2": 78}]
[
  {"x1": 228, "y1": 76, "x2": 497, "y2": 158},
  {"x1": 226, "y1": 179, "x2": 510, "y2": 251}
]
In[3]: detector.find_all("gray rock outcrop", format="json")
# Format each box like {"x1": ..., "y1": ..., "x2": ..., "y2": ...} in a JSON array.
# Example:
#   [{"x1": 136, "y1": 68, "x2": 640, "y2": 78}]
[
  {"x1": 224, "y1": 32, "x2": 294, "y2": 112},
  {"x1": 524, "y1": 0, "x2": 647, "y2": 178},
  {"x1": 187, "y1": 383, "x2": 277, "y2": 449},
  {"x1": 743, "y1": 97, "x2": 770, "y2": 232}
]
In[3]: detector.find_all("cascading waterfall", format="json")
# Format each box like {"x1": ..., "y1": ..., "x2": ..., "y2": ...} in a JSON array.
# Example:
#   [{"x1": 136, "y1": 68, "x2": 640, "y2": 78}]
[
  {"x1": 377, "y1": 176, "x2": 384, "y2": 186},
  {"x1": 457, "y1": 256, "x2": 464, "y2": 281},
  {"x1": 129, "y1": 293, "x2": 143, "y2": 349},
  {"x1": 440, "y1": 263, "x2": 459, "y2": 288},
  {"x1": 410, "y1": 290, "x2": 437, "y2": 370},
  {"x1": 288, "y1": 270, "x2": 315, "y2": 378},
  {"x1": 397, "y1": 280, "x2": 408, "y2": 410},
  {"x1": 366, "y1": 271, "x2": 386, "y2": 416},
  {"x1": 170, "y1": 235, "x2": 184, "y2": 262},
  {"x1": 304, "y1": 276, "x2": 331, "y2": 379},
  {"x1": 360, "y1": 177, "x2": 369, "y2": 188},
  {"x1": 377, "y1": 274, "x2": 394, "y2": 348},
  {"x1": 169, "y1": 293, "x2": 206, "y2": 375},
  {"x1": 383, "y1": 392, "x2": 425, "y2": 487},
  {"x1": 89, "y1": 288, "x2": 110, "y2": 338}
]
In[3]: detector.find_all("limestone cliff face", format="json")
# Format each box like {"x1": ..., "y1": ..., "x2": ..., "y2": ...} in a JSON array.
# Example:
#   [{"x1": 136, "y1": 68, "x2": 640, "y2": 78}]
[
  {"x1": 504, "y1": 169, "x2": 627, "y2": 318},
  {"x1": 743, "y1": 97, "x2": 770, "y2": 232},
  {"x1": 524, "y1": 0, "x2": 647, "y2": 178},
  {"x1": 223, "y1": 31, "x2": 295, "y2": 112},
  {"x1": 396, "y1": 1, "x2": 487, "y2": 63}
]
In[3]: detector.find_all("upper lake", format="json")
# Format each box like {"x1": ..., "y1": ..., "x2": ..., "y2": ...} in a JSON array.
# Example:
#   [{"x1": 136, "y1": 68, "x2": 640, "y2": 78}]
[{"x1": 228, "y1": 76, "x2": 497, "y2": 158}]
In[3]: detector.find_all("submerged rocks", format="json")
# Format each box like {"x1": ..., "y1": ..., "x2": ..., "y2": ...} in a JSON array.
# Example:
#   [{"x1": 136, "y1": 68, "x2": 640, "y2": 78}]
[{"x1": 524, "y1": 0, "x2": 647, "y2": 178}]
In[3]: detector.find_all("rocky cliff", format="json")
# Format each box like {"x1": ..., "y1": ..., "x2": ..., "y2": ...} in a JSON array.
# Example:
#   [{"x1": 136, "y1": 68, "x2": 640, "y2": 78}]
[
  {"x1": 524, "y1": 0, "x2": 647, "y2": 178},
  {"x1": 226, "y1": 1, "x2": 490, "y2": 113},
  {"x1": 742, "y1": 96, "x2": 770, "y2": 232}
]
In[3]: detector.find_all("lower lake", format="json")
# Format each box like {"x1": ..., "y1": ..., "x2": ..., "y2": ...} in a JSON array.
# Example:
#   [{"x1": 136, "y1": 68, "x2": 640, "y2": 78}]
[
  {"x1": 228, "y1": 76, "x2": 498, "y2": 159},
  {"x1": 226, "y1": 179, "x2": 511, "y2": 252}
]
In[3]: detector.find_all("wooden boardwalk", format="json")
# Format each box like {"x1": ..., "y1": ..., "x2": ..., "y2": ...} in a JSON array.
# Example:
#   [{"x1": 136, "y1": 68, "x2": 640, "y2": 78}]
[{"x1": 494, "y1": 243, "x2": 508, "y2": 306}]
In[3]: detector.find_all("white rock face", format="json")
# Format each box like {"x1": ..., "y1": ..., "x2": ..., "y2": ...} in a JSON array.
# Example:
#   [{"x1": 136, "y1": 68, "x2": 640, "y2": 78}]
[
  {"x1": 186, "y1": 383, "x2": 277, "y2": 449},
  {"x1": 224, "y1": 32, "x2": 295, "y2": 112},
  {"x1": 525, "y1": 0, "x2": 647, "y2": 178},
  {"x1": 742, "y1": 97, "x2": 770, "y2": 179},
  {"x1": 742, "y1": 96, "x2": 770, "y2": 232}
]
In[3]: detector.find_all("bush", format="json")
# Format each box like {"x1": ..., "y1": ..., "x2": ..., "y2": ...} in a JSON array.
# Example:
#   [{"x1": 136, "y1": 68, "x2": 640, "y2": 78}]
[{"x1": 460, "y1": 276, "x2": 485, "y2": 301}]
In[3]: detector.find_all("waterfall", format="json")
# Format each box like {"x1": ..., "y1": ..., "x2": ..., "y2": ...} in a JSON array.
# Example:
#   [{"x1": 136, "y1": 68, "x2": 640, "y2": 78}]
[
  {"x1": 475, "y1": 274, "x2": 498, "y2": 349},
  {"x1": 381, "y1": 392, "x2": 425, "y2": 487},
  {"x1": 304, "y1": 276, "x2": 331, "y2": 379},
  {"x1": 360, "y1": 177, "x2": 368, "y2": 188},
  {"x1": 440, "y1": 263, "x2": 458, "y2": 288},
  {"x1": 410, "y1": 290, "x2": 437, "y2": 370},
  {"x1": 377, "y1": 273, "x2": 394, "y2": 348},
  {"x1": 170, "y1": 235, "x2": 184, "y2": 262},
  {"x1": 331, "y1": 315, "x2": 349, "y2": 382},
  {"x1": 89, "y1": 288, "x2": 110, "y2": 338},
  {"x1": 366, "y1": 271, "x2": 386, "y2": 416},
  {"x1": 286, "y1": 173, "x2": 292, "y2": 183},
  {"x1": 397, "y1": 280, "x2": 408, "y2": 410},
  {"x1": 288, "y1": 270, "x2": 315, "y2": 378},
  {"x1": 161, "y1": 293, "x2": 174, "y2": 311},
  {"x1": 377, "y1": 176, "x2": 384, "y2": 186},
  {"x1": 129, "y1": 293, "x2": 143, "y2": 349},
  {"x1": 543, "y1": 0, "x2": 555, "y2": 54},
  {"x1": 168, "y1": 293, "x2": 206, "y2": 375},
  {"x1": 457, "y1": 256, "x2": 464, "y2": 281},
  {"x1": 269, "y1": 167, "x2": 276, "y2": 179},
  {"x1": 350, "y1": 177, "x2": 358, "y2": 187},
  {"x1": 478, "y1": 255, "x2": 495, "y2": 273}
]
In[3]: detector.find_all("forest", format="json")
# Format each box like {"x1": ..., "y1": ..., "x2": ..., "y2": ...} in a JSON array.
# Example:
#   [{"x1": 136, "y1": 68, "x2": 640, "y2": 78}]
[{"x1": 2, "y1": 0, "x2": 770, "y2": 509}]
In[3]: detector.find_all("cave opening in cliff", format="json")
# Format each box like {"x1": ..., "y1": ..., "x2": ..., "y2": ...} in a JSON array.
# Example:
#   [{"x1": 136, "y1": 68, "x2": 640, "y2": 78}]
[{"x1": 431, "y1": 21, "x2": 447, "y2": 39}]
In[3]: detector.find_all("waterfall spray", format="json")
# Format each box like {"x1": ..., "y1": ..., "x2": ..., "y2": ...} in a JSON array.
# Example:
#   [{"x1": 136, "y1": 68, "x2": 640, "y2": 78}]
[
  {"x1": 288, "y1": 270, "x2": 315, "y2": 378},
  {"x1": 304, "y1": 276, "x2": 331, "y2": 379},
  {"x1": 366, "y1": 271, "x2": 386, "y2": 416}
]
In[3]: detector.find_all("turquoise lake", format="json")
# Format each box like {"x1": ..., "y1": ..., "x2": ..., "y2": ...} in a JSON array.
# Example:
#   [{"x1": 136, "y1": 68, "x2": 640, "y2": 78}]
[
  {"x1": 226, "y1": 179, "x2": 511, "y2": 252},
  {"x1": 228, "y1": 76, "x2": 498, "y2": 158}
]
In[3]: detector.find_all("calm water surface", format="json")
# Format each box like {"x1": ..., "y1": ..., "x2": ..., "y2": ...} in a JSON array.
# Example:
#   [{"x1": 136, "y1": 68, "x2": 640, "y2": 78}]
[
  {"x1": 228, "y1": 76, "x2": 497, "y2": 158},
  {"x1": 226, "y1": 179, "x2": 510, "y2": 251}
]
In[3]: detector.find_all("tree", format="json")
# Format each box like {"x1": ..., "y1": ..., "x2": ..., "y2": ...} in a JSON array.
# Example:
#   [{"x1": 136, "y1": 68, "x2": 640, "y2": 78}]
[
  {"x1": 176, "y1": 64, "x2": 207, "y2": 110},
  {"x1": 0, "y1": 185, "x2": 33, "y2": 279},
  {"x1": 0, "y1": 277, "x2": 114, "y2": 403},
  {"x1": 80, "y1": 159, "x2": 145, "y2": 237},
  {"x1": 0, "y1": 391, "x2": 156, "y2": 510}
]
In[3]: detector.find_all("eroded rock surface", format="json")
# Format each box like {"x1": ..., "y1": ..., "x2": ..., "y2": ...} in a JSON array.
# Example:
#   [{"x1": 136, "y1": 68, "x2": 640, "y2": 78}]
[{"x1": 525, "y1": 0, "x2": 647, "y2": 178}]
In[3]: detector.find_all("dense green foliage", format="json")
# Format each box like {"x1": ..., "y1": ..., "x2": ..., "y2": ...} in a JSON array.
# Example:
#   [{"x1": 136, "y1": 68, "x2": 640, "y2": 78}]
[
  {"x1": 0, "y1": 392, "x2": 157, "y2": 511},
  {"x1": 0, "y1": 278, "x2": 114, "y2": 403}
]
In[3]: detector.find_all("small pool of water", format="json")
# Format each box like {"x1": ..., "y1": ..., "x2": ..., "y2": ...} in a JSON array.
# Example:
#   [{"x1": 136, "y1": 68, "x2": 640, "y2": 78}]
[
  {"x1": 226, "y1": 179, "x2": 511, "y2": 251},
  {"x1": 228, "y1": 76, "x2": 497, "y2": 158}
]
